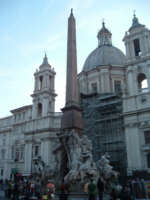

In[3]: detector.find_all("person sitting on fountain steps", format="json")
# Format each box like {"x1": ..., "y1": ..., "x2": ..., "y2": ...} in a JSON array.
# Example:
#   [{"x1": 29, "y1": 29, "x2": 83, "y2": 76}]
[{"x1": 88, "y1": 178, "x2": 97, "y2": 200}]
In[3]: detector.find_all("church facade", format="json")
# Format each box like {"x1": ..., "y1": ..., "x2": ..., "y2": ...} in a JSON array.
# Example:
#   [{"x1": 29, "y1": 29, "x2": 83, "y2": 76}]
[
  {"x1": 0, "y1": 55, "x2": 62, "y2": 179},
  {"x1": 78, "y1": 14, "x2": 150, "y2": 176},
  {"x1": 0, "y1": 13, "x2": 150, "y2": 179}
]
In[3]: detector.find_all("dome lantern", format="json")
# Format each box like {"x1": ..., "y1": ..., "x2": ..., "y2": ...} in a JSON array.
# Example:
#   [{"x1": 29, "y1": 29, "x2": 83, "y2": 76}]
[{"x1": 97, "y1": 22, "x2": 112, "y2": 47}]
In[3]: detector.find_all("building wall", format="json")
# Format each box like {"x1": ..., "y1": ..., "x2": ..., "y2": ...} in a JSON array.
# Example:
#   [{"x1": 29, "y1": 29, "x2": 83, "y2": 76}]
[
  {"x1": 0, "y1": 110, "x2": 61, "y2": 179},
  {"x1": 0, "y1": 56, "x2": 62, "y2": 180}
]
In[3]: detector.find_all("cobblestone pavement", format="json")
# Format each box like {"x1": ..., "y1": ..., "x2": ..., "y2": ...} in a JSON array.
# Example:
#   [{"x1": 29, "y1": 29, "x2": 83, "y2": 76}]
[{"x1": 0, "y1": 190, "x2": 8, "y2": 200}]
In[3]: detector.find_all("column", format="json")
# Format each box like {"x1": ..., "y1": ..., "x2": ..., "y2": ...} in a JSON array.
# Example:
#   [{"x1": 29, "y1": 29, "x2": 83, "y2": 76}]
[
  {"x1": 32, "y1": 101, "x2": 37, "y2": 119},
  {"x1": 34, "y1": 76, "x2": 38, "y2": 91},
  {"x1": 140, "y1": 36, "x2": 146, "y2": 55},
  {"x1": 24, "y1": 142, "x2": 32, "y2": 175},
  {"x1": 125, "y1": 42, "x2": 130, "y2": 58},
  {"x1": 125, "y1": 125, "x2": 142, "y2": 170},
  {"x1": 50, "y1": 100, "x2": 54, "y2": 113},
  {"x1": 43, "y1": 75, "x2": 47, "y2": 89},
  {"x1": 86, "y1": 74, "x2": 89, "y2": 94},
  {"x1": 98, "y1": 71, "x2": 101, "y2": 93},
  {"x1": 129, "y1": 42, "x2": 134, "y2": 59},
  {"x1": 51, "y1": 76, "x2": 54, "y2": 91},
  {"x1": 101, "y1": 69, "x2": 110, "y2": 93},
  {"x1": 127, "y1": 68, "x2": 134, "y2": 95},
  {"x1": 41, "y1": 139, "x2": 50, "y2": 165},
  {"x1": 42, "y1": 97, "x2": 48, "y2": 116}
]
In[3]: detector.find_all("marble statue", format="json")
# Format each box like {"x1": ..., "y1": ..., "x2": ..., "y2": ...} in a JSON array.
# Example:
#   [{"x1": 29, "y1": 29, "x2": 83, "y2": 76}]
[
  {"x1": 63, "y1": 130, "x2": 97, "y2": 184},
  {"x1": 97, "y1": 153, "x2": 121, "y2": 194},
  {"x1": 33, "y1": 156, "x2": 57, "y2": 180}
]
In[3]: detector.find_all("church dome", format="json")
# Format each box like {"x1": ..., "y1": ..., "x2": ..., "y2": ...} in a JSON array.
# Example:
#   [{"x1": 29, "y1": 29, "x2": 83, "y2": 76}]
[
  {"x1": 83, "y1": 45, "x2": 126, "y2": 72},
  {"x1": 82, "y1": 22, "x2": 126, "y2": 72}
]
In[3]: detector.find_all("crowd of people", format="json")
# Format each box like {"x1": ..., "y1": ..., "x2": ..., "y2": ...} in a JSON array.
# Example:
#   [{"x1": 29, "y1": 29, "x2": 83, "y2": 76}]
[
  {"x1": 0, "y1": 176, "x2": 148, "y2": 200},
  {"x1": 86, "y1": 177, "x2": 147, "y2": 200},
  {"x1": 0, "y1": 176, "x2": 55, "y2": 200}
]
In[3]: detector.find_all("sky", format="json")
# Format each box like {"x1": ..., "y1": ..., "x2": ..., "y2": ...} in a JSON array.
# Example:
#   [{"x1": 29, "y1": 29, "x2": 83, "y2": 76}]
[{"x1": 0, "y1": 0, "x2": 149, "y2": 118}]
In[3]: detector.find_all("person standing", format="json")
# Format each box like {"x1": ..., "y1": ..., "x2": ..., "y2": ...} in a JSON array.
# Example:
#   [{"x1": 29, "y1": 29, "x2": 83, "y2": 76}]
[
  {"x1": 121, "y1": 185, "x2": 132, "y2": 200},
  {"x1": 88, "y1": 179, "x2": 97, "y2": 200},
  {"x1": 97, "y1": 177, "x2": 104, "y2": 200},
  {"x1": 59, "y1": 180, "x2": 69, "y2": 200}
]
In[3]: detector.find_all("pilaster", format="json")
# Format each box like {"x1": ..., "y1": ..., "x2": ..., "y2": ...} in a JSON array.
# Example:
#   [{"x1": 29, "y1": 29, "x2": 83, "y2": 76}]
[{"x1": 24, "y1": 142, "x2": 32, "y2": 174}]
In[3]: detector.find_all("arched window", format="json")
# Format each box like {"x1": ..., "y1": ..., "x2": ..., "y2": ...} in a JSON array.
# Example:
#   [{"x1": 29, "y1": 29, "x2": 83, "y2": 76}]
[
  {"x1": 37, "y1": 103, "x2": 42, "y2": 117},
  {"x1": 133, "y1": 38, "x2": 141, "y2": 56},
  {"x1": 147, "y1": 153, "x2": 150, "y2": 168},
  {"x1": 137, "y1": 73, "x2": 148, "y2": 92},
  {"x1": 39, "y1": 76, "x2": 43, "y2": 90},
  {"x1": 49, "y1": 101, "x2": 52, "y2": 112}
]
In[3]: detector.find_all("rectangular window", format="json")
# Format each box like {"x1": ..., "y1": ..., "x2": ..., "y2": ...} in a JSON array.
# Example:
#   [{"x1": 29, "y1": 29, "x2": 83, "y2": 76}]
[
  {"x1": 1, "y1": 169, "x2": 3, "y2": 176},
  {"x1": 114, "y1": 80, "x2": 122, "y2": 94},
  {"x1": 91, "y1": 82, "x2": 97, "y2": 93},
  {"x1": 35, "y1": 146, "x2": 39, "y2": 156},
  {"x1": 144, "y1": 131, "x2": 150, "y2": 144},
  {"x1": 1, "y1": 149, "x2": 5, "y2": 160},
  {"x1": 20, "y1": 146, "x2": 24, "y2": 161},
  {"x1": 133, "y1": 39, "x2": 141, "y2": 56},
  {"x1": 15, "y1": 148, "x2": 19, "y2": 161}
]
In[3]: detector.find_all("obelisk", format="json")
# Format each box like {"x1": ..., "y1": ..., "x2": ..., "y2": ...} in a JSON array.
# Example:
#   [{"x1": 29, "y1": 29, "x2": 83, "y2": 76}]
[{"x1": 61, "y1": 9, "x2": 83, "y2": 133}]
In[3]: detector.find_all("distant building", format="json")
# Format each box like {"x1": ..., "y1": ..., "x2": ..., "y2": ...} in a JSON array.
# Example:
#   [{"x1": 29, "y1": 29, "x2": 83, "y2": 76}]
[{"x1": 0, "y1": 13, "x2": 150, "y2": 180}]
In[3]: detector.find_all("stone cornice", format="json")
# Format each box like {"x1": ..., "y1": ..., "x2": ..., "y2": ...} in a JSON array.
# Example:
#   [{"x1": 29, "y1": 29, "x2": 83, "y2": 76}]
[
  {"x1": 12, "y1": 113, "x2": 61, "y2": 126},
  {"x1": 123, "y1": 91, "x2": 150, "y2": 99},
  {"x1": 123, "y1": 107, "x2": 150, "y2": 117},
  {"x1": 31, "y1": 90, "x2": 57, "y2": 98},
  {"x1": 25, "y1": 135, "x2": 58, "y2": 144},
  {"x1": 40, "y1": 135, "x2": 58, "y2": 141},
  {"x1": 34, "y1": 68, "x2": 56, "y2": 76},
  {"x1": 78, "y1": 65, "x2": 126, "y2": 77},
  {"x1": 0, "y1": 115, "x2": 12, "y2": 120},
  {"x1": 124, "y1": 121, "x2": 139, "y2": 128},
  {"x1": 123, "y1": 28, "x2": 150, "y2": 40},
  {"x1": 0, "y1": 127, "x2": 12, "y2": 134},
  {"x1": 24, "y1": 127, "x2": 60, "y2": 135},
  {"x1": 125, "y1": 55, "x2": 150, "y2": 66},
  {"x1": 11, "y1": 105, "x2": 32, "y2": 114}
]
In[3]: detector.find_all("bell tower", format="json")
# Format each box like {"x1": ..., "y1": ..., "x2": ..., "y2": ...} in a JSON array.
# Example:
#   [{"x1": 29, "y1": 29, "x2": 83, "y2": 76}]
[
  {"x1": 123, "y1": 14, "x2": 150, "y2": 174},
  {"x1": 123, "y1": 13, "x2": 150, "y2": 61},
  {"x1": 31, "y1": 54, "x2": 57, "y2": 118}
]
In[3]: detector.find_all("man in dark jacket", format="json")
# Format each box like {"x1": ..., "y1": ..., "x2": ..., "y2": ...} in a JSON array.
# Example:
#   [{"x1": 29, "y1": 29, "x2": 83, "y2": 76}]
[{"x1": 97, "y1": 177, "x2": 104, "y2": 200}]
